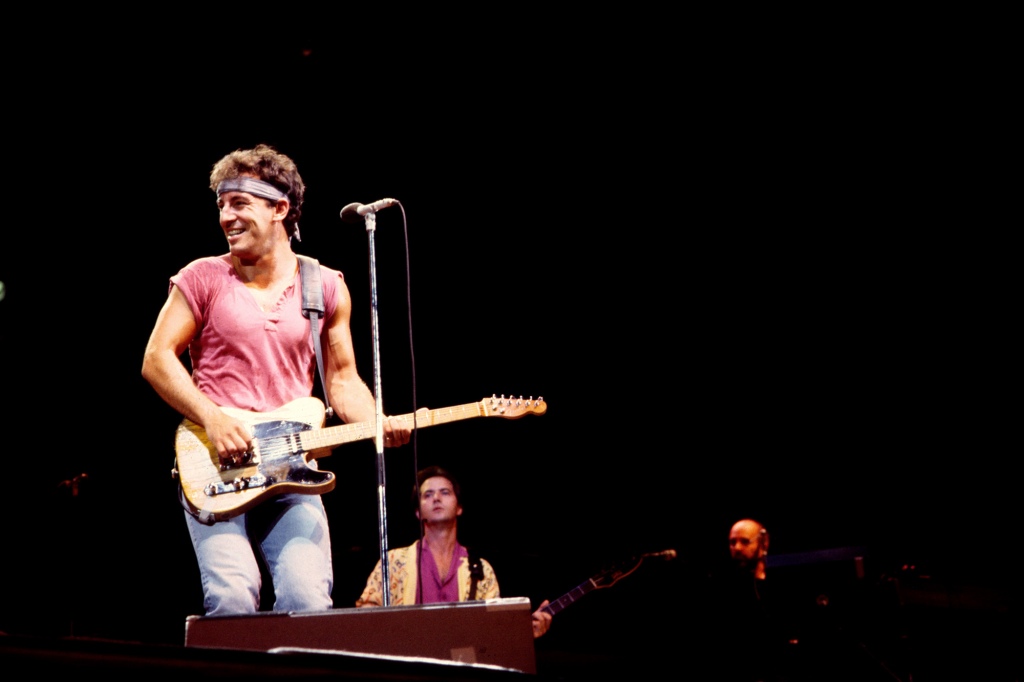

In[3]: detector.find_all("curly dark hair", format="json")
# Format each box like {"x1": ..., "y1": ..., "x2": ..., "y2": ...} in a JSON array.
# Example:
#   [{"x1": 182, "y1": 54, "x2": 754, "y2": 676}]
[{"x1": 209, "y1": 144, "x2": 305, "y2": 238}]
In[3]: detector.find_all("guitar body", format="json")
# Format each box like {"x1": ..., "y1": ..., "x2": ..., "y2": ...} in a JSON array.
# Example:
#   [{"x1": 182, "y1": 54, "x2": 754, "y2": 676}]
[
  {"x1": 175, "y1": 398, "x2": 332, "y2": 524},
  {"x1": 174, "y1": 394, "x2": 547, "y2": 524}
]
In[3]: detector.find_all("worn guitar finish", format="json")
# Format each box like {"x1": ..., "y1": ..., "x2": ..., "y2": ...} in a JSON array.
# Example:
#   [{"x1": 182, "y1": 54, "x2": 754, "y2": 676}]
[{"x1": 175, "y1": 395, "x2": 546, "y2": 524}]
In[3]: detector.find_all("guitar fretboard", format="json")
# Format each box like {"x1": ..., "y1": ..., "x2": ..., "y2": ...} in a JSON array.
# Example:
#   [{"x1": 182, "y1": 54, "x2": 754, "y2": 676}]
[
  {"x1": 542, "y1": 579, "x2": 597, "y2": 616},
  {"x1": 299, "y1": 402, "x2": 487, "y2": 452}
]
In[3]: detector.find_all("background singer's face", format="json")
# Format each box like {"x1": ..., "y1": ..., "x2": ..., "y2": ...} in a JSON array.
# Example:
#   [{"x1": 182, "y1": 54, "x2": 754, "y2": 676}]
[
  {"x1": 729, "y1": 521, "x2": 764, "y2": 563},
  {"x1": 417, "y1": 476, "x2": 462, "y2": 522}
]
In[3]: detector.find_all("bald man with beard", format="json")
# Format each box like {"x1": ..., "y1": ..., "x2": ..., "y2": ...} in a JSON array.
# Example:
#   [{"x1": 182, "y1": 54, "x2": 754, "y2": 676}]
[
  {"x1": 701, "y1": 518, "x2": 790, "y2": 681},
  {"x1": 729, "y1": 518, "x2": 770, "y2": 581}
]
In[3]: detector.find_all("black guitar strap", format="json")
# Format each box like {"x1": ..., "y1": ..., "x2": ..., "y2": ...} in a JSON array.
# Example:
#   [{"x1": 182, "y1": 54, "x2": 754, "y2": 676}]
[
  {"x1": 467, "y1": 547, "x2": 485, "y2": 601},
  {"x1": 297, "y1": 254, "x2": 334, "y2": 421}
]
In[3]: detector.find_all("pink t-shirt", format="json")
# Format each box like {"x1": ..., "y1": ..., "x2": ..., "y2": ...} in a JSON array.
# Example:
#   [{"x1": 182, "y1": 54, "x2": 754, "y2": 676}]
[{"x1": 170, "y1": 254, "x2": 341, "y2": 412}]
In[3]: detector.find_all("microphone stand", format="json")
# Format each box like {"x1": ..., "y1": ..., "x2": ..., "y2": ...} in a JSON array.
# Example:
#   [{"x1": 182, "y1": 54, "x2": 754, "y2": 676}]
[{"x1": 361, "y1": 211, "x2": 392, "y2": 605}]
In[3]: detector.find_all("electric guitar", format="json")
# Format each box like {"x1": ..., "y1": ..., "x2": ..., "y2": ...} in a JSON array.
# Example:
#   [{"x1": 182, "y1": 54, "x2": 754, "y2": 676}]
[
  {"x1": 540, "y1": 550, "x2": 676, "y2": 617},
  {"x1": 174, "y1": 394, "x2": 546, "y2": 524}
]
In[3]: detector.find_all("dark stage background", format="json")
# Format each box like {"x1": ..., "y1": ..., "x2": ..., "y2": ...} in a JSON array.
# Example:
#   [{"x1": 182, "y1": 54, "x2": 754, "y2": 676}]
[{"x1": 0, "y1": 18, "x2": 1015, "y2": 680}]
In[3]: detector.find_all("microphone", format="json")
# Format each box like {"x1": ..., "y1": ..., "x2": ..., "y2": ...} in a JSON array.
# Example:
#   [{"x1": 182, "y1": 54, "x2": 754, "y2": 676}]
[
  {"x1": 340, "y1": 198, "x2": 398, "y2": 223},
  {"x1": 644, "y1": 549, "x2": 678, "y2": 560}
]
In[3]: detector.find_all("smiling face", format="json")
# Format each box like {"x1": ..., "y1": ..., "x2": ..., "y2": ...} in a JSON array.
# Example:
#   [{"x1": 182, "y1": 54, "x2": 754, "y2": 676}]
[
  {"x1": 415, "y1": 475, "x2": 463, "y2": 525},
  {"x1": 216, "y1": 185, "x2": 288, "y2": 260}
]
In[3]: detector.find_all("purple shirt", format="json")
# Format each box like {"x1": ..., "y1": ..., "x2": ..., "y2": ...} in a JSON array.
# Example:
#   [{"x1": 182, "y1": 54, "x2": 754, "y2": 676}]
[{"x1": 417, "y1": 541, "x2": 469, "y2": 604}]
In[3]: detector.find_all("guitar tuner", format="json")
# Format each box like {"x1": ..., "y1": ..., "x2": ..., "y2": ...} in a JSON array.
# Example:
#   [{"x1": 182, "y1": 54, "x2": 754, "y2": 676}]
[{"x1": 490, "y1": 395, "x2": 545, "y2": 404}]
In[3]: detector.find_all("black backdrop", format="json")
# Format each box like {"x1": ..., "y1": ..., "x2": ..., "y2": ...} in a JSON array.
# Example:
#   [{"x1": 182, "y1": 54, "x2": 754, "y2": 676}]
[{"x1": 0, "y1": 18, "x2": 1014, "y2": 678}]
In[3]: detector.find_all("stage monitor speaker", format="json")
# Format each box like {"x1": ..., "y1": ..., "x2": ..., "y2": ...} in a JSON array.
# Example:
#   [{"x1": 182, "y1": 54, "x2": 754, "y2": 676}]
[{"x1": 184, "y1": 597, "x2": 537, "y2": 675}]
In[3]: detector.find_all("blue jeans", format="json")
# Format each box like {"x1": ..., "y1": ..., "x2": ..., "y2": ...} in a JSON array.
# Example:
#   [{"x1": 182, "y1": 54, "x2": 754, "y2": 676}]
[{"x1": 184, "y1": 493, "x2": 334, "y2": 616}]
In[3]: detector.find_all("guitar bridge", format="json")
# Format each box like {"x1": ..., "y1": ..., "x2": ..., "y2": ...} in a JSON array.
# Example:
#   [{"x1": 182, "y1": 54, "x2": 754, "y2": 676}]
[{"x1": 204, "y1": 473, "x2": 272, "y2": 497}]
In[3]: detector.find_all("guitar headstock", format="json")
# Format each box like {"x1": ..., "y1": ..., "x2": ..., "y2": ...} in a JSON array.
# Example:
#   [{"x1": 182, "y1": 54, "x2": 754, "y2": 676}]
[
  {"x1": 592, "y1": 557, "x2": 645, "y2": 589},
  {"x1": 480, "y1": 395, "x2": 547, "y2": 418}
]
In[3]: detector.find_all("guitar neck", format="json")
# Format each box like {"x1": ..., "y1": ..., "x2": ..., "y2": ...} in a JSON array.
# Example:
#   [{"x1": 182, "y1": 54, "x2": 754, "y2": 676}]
[
  {"x1": 538, "y1": 556, "x2": 648, "y2": 618},
  {"x1": 541, "y1": 578, "x2": 598, "y2": 617},
  {"x1": 298, "y1": 401, "x2": 490, "y2": 454}
]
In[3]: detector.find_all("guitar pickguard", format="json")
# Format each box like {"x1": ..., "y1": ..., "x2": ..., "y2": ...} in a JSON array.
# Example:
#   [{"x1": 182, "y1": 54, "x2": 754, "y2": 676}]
[{"x1": 202, "y1": 419, "x2": 333, "y2": 498}]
